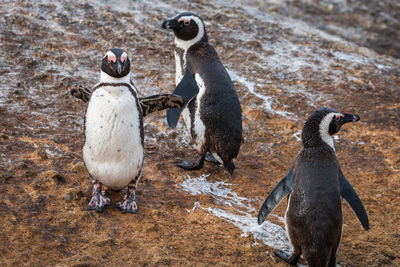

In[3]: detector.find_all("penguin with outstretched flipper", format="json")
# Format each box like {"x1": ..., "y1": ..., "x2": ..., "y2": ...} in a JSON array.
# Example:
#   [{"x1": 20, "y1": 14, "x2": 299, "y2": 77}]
[{"x1": 258, "y1": 108, "x2": 369, "y2": 266}]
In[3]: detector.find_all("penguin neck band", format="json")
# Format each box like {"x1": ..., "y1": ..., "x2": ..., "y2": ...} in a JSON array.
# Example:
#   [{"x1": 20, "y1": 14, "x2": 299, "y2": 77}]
[{"x1": 100, "y1": 71, "x2": 131, "y2": 84}]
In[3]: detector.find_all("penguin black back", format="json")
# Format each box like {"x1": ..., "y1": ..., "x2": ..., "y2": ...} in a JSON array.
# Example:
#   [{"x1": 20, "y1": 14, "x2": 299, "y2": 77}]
[{"x1": 162, "y1": 12, "x2": 242, "y2": 175}]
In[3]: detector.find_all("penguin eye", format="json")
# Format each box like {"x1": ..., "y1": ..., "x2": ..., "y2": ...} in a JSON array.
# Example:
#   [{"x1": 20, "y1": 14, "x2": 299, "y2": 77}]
[
  {"x1": 107, "y1": 55, "x2": 117, "y2": 64},
  {"x1": 335, "y1": 114, "x2": 344, "y2": 121},
  {"x1": 179, "y1": 18, "x2": 191, "y2": 26},
  {"x1": 120, "y1": 52, "x2": 128, "y2": 63}
]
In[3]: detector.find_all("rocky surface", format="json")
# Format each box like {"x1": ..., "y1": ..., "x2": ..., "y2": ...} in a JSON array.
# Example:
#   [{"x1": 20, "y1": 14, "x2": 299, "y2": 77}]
[{"x1": 0, "y1": 0, "x2": 399, "y2": 266}]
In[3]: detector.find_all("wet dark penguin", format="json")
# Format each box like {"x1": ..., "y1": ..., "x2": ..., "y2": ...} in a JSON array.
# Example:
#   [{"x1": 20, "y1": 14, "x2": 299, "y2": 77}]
[
  {"x1": 258, "y1": 108, "x2": 369, "y2": 267},
  {"x1": 161, "y1": 12, "x2": 242, "y2": 175},
  {"x1": 81, "y1": 48, "x2": 183, "y2": 213}
]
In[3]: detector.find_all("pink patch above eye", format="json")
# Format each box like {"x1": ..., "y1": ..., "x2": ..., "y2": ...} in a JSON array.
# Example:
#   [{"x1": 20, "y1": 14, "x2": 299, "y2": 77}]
[
  {"x1": 121, "y1": 55, "x2": 127, "y2": 63},
  {"x1": 178, "y1": 18, "x2": 190, "y2": 25},
  {"x1": 335, "y1": 114, "x2": 344, "y2": 121},
  {"x1": 108, "y1": 55, "x2": 116, "y2": 63}
]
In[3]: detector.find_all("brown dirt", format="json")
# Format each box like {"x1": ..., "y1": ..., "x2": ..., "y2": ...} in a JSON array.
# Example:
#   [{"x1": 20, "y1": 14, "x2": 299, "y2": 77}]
[{"x1": 0, "y1": 0, "x2": 399, "y2": 266}]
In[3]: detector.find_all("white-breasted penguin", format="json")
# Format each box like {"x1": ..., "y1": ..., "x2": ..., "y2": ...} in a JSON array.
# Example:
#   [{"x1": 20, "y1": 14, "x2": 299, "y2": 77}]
[
  {"x1": 82, "y1": 48, "x2": 184, "y2": 213},
  {"x1": 257, "y1": 108, "x2": 369, "y2": 267},
  {"x1": 162, "y1": 12, "x2": 242, "y2": 175}
]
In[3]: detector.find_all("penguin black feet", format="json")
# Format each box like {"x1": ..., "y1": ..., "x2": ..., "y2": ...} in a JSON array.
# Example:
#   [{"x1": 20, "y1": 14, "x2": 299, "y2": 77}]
[
  {"x1": 116, "y1": 186, "x2": 138, "y2": 214},
  {"x1": 177, "y1": 159, "x2": 204, "y2": 170},
  {"x1": 274, "y1": 250, "x2": 300, "y2": 266},
  {"x1": 327, "y1": 256, "x2": 336, "y2": 267},
  {"x1": 205, "y1": 153, "x2": 220, "y2": 164},
  {"x1": 88, "y1": 182, "x2": 110, "y2": 212},
  {"x1": 223, "y1": 161, "x2": 235, "y2": 176},
  {"x1": 177, "y1": 154, "x2": 205, "y2": 171}
]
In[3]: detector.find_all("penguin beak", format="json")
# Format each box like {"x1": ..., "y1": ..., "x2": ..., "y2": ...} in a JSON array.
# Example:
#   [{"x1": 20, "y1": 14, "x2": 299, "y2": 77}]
[
  {"x1": 117, "y1": 61, "x2": 122, "y2": 75},
  {"x1": 162, "y1": 19, "x2": 179, "y2": 30},
  {"x1": 343, "y1": 113, "x2": 360, "y2": 124}
]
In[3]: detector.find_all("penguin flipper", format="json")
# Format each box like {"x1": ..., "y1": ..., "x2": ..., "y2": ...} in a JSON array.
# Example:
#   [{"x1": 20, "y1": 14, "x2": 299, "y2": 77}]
[
  {"x1": 139, "y1": 94, "x2": 184, "y2": 117},
  {"x1": 70, "y1": 85, "x2": 91, "y2": 103},
  {"x1": 257, "y1": 167, "x2": 295, "y2": 225},
  {"x1": 167, "y1": 69, "x2": 199, "y2": 129},
  {"x1": 339, "y1": 169, "x2": 369, "y2": 230}
]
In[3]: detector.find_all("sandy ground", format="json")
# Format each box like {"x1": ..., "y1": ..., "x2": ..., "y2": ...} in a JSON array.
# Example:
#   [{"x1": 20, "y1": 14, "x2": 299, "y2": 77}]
[{"x1": 0, "y1": 0, "x2": 399, "y2": 266}]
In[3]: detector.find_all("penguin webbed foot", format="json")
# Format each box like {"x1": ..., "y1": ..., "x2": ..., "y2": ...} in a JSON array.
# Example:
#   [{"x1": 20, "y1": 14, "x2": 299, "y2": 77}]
[
  {"x1": 223, "y1": 161, "x2": 235, "y2": 177},
  {"x1": 177, "y1": 154, "x2": 205, "y2": 171},
  {"x1": 88, "y1": 183, "x2": 110, "y2": 212},
  {"x1": 116, "y1": 187, "x2": 138, "y2": 214},
  {"x1": 327, "y1": 256, "x2": 336, "y2": 267},
  {"x1": 177, "y1": 160, "x2": 204, "y2": 170},
  {"x1": 204, "y1": 153, "x2": 220, "y2": 165},
  {"x1": 274, "y1": 250, "x2": 299, "y2": 266}
]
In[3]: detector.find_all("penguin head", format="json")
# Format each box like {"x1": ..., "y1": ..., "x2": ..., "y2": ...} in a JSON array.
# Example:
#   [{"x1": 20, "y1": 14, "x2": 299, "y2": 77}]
[
  {"x1": 162, "y1": 12, "x2": 208, "y2": 50},
  {"x1": 302, "y1": 108, "x2": 360, "y2": 150},
  {"x1": 101, "y1": 48, "x2": 131, "y2": 79}
]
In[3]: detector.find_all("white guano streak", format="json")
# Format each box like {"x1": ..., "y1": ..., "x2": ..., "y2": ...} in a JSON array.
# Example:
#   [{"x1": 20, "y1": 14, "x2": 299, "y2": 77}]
[{"x1": 179, "y1": 174, "x2": 291, "y2": 253}]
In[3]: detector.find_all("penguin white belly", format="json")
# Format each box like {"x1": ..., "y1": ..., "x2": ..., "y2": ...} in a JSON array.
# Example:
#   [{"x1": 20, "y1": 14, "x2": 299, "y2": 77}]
[
  {"x1": 284, "y1": 193, "x2": 293, "y2": 247},
  {"x1": 175, "y1": 53, "x2": 209, "y2": 154},
  {"x1": 212, "y1": 153, "x2": 223, "y2": 164},
  {"x1": 175, "y1": 50, "x2": 194, "y2": 133},
  {"x1": 174, "y1": 50, "x2": 184, "y2": 85},
  {"x1": 182, "y1": 107, "x2": 192, "y2": 133},
  {"x1": 192, "y1": 74, "x2": 206, "y2": 151},
  {"x1": 83, "y1": 85, "x2": 143, "y2": 190}
]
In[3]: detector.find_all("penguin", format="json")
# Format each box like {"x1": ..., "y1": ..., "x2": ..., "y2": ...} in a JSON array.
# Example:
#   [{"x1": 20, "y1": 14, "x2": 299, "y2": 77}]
[
  {"x1": 81, "y1": 48, "x2": 184, "y2": 213},
  {"x1": 257, "y1": 108, "x2": 369, "y2": 267},
  {"x1": 161, "y1": 12, "x2": 242, "y2": 175}
]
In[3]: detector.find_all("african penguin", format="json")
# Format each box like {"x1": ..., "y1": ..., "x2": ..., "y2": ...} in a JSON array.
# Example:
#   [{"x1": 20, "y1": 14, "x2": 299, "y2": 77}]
[
  {"x1": 257, "y1": 108, "x2": 369, "y2": 267},
  {"x1": 82, "y1": 48, "x2": 143, "y2": 214},
  {"x1": 82, "y1": 48, "x2": 184, "y2": 214},
  {"x1": 162, "y1": 12, "x2": 242, "y2": 175}
]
